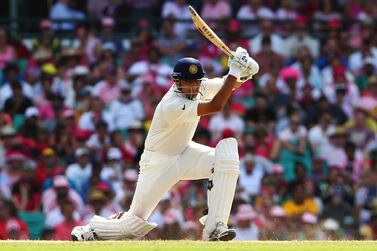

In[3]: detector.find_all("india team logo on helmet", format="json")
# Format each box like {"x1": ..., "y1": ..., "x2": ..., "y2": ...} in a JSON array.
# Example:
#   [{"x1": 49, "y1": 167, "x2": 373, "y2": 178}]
[
  {"x1": 172, "y1": 57, "x2": 205, "y2": 81},
  {"x1": 189, "y1": 64, "x2": 198, "y2": 75}
]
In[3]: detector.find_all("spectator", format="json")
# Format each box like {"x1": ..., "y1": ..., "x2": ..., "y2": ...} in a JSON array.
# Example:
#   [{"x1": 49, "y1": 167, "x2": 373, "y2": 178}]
[
  {"x1": 320, "y1": 127, "x2": 348, "y2": 169},
  {"x1": 244, "y1": 92, "x2": 276, "y2": 131},
  {"x1": 237, "y1": 0, "x2": 275, "y2": 36},
  {"x1": 33, "y1": 63, "x2": 65, "y2": 125},
  {"x1": 284, "y1": 16, "x2": 320, "y2": 58},
  {"x1": 53, "y1": 199, "x2": 84, "y2": 240},
  {"x1": 260, "y1": 206, "x2": 288, "y2": 240},
  {"x1": 308, "y1": 111, "x2": 335, "y2": 155},
  {"x1": 92, "y1": 64, "x2": 127, "y2": 106},
  {"x1": 181, "y1": 221, "x2": 201, "y2": 240},
  {"x1": 345, "y1": 107, "x2": 375, "y2": 150},
  {"x1": 276, "y1": 0, "x2": 298, "y2": 20},
  {"x1": 3, "y1": 81, "x2": 33, "y2": 117},
  {"x1": 354, "y1": 150, "x2": 377, "y2": 224},
  {"x1": 99, "y1": 17, "x2": 123, "y2": 54},
  {"x1": 11, "y1": 175, "x2": 41, "y2": 212},
  {"x1": 359, "y1": 213, "x2": 377, "y2": 240},
  {"x1": 292, "y1": 46, "x2": 324, "y2": 93},
  {"x1": 50, "y1": 0, "x2": 85, "y2": 31},
  {"x1": 233, "y1": 204, "x2": 259, "y2": 240},
  {"x1": 86, "y1": 121, "x2": 111, "y2": 157},
  {"x1": 1, "y1": 153, "x2": 27, "y2": 197},
  {"x1": 0, "y1": 110, "x2": 12, "y2": 129},
  {"x1": 344, "y1": 0, "x2": 364, "y2": 20},
  {"x1": 313, "y1": 0, "x2": 342, "y2": 22},
  {"x1": 161, "y1": 0, "x2": 192, "y2": 37},
  {"x1": 72, "y1": 25, "x2": 101, "y2": 65},
  {"x1": 321, "y1": 193, "x2": 353, "y2": 228},
  {"x1": 32, "y1": 19, "x2": 61, "y2": 57},
  {"x1": 123, "y1": 35, "x2": 152, "y2": 71},
  {"x1": 253, "y1": 36, "x2": 284, "y2": 76},
  {"x1": 344, "y1": 141, "x2": 364, "y2": 182},
  {"x1": 0, "y1": 200, "x2": 29, "y2": 240},
  {"x1": 224, "y1": 19, "x2": 250, "y2": 56},
  {"x1": 249, "y1": 20, "x2": 285, "y2": 56},
  {"x1": 304, "y1": 96, "x2": 348, "y2": 127},
  {"x1": 19, "y1": 106, "x2": 43, "y2": 140},
  {"x1": 0, "y1": 62, "x2": 33, "y2": 109},
  {"x1": 34, "y1": 148, "x2": 60, "y2": 188},
  {"x1": 42, "y1": 175, "x2": 84, "y2": 214},
  {"x1": 127, "y1": 47, "x2": 173, "y2": 91},
  {"x1": 321, "y1": 218, "x2": 341, "y2": 240},
  {"x1": 349, "y1": 39, "x2": 377, "y2": 76},
  {"x1": 272, "y1": 111, "x2": 311, "y2": 181},
  {"x1": 88, "y1": 0, "x2": 126, "y2": 18},
  {"x1": 356, "y1": 0, "x2": 377, "y2": 22},
  {"x1": 78, "y1": 97, "x2": 113, "y2": 132},
  {"x1": 283, "y1": 183, "x2": 319, "y2": 218},
  {"x1": 239, "y1": 153, "x2": 273, "y2": 202},
  {"x1": 108, "y1": 84, "x2": 144, "y2": 131},
  {"x1": 208, "y1": 103, "x2": 245, "y2": 142},
  {"x1": 276, "y1": 67, "x2": 301, "y2": 104},
  {"x1": 126, "y1": 0, "x2": 160, "y2": 24},
  {"x1": 100, "y1": 147, "x2": 124, "y2": 184},
  {"x1": 324, "y1": 65, "x2": 360, "y2": 118},
  {"x1": 156, "y1": 18, "x2": 187, "y2": 66},
  {"x1": 64, "y1": 65, "x2": 90, "y2": 108},
  {"x1": 0, "y1": 28, "x2": 16, "y2": 70},
  {"x1": 65, "y1": 147, "x2": 92, "y2": 199},
  {"x1": 82, "y1": 189, "x2": 114, "y2": 223},
  {"x1": 301, "y1": 213, "x2": 325, "y2": 240},
  {"x1": 201, "y1": 0, "x2": 231, "y2": 24},
  {"x1": 322, "y1": 56, "x2": 354, "y2": 86}
]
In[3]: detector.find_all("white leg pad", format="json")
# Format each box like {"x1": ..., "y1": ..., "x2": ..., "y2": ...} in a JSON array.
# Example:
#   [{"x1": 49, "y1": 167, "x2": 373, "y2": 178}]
[
  {"x1": 204, "y1": 137, "x2": 240, "y2": 236},
  {"x1": 89, "y1": 213, "x2": 158, "y2": 240}
]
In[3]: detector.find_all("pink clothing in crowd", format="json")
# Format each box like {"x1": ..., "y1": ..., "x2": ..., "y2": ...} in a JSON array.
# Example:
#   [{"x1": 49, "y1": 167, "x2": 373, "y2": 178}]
[
  {"x1": 201, "y1": 1, "x2": 231, "y2": 21},
  {"x1": 42, "y1": 188, "x2": 84, "y2": 214},
  {"x1": 93, "y1": 80, "x2": 125, "y2": 105},
  {"x1": 0, "y1": 46, "x2": 14, "y2": 68}
]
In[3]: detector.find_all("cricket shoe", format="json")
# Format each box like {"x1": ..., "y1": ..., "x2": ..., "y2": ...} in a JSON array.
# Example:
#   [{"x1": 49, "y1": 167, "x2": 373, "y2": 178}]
[
  {"x1": 71, "y1": 224, "x2": 97, "y2": 241},
  {"x1": 205, "y1": 222, "x2": 236, "y2": 241}
]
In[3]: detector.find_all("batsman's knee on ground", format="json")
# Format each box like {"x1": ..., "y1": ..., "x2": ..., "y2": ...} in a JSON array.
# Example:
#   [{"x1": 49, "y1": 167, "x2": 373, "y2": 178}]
[{"x1": 89, "y1": 213, "x2": 158, "y2": 240}]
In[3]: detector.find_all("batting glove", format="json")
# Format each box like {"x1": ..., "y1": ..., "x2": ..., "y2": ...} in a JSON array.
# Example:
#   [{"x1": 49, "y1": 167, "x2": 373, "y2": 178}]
[
  {"x1": 228, "y1": 47, "x2": 249, "y2": 79},
  {"x1": 239, "y1": 56, "x2": 259, "y2": 81},
  {"x1": 228, "y1": 47, "x2": 259, "y2": 81}
]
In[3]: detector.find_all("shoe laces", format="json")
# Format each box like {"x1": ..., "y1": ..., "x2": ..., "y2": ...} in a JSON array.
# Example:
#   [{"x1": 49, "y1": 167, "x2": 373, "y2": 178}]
[
  {"x1": 209, "y1": 222, "x2": 228, "y2": 238},
  {"x1": 82, "y1": 226, "x2": 96, "y2": 240}
]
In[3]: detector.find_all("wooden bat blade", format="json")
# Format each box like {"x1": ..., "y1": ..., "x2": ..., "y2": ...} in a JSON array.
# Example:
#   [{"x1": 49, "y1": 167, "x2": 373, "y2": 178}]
[{"x1": 188, "y1": 5, "x2": 235, "y2": 58}]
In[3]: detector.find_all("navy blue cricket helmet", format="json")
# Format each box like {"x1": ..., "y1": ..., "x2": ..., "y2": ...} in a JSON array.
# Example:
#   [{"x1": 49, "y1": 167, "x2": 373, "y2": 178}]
[{"x1": 172, "y1": 57, "x2": 205, "y2": 81}]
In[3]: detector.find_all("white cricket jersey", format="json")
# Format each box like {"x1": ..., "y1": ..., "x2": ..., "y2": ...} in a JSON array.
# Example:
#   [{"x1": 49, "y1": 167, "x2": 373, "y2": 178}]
[{"x1": 144, "y1": 77, "x2": 224, "y2": 155}]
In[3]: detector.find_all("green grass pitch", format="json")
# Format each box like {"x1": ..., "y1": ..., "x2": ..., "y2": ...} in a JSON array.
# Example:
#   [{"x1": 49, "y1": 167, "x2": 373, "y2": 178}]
[{"x1": 1, "y1": 241, "x2": 377, "y2": 251}]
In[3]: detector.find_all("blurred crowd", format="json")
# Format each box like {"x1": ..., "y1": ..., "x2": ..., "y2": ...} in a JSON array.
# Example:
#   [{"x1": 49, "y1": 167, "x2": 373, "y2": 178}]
[{"x1": 0, "y1": 0, "x2": 377, "y2": 241}]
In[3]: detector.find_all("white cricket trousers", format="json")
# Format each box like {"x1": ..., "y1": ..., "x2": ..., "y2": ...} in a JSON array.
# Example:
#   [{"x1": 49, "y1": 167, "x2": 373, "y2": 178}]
[{"x1": 129, "y1": 141, "x2": 214, "y2": 220}]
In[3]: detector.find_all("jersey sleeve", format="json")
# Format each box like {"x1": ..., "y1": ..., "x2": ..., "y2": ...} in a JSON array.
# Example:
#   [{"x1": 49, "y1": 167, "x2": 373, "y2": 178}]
[
  {"x1": 161, "y1": 95, "x2": 199, "y2": 124},
  {"x1": 202, "y1": 77, "x2": 225, "y2": 100}
]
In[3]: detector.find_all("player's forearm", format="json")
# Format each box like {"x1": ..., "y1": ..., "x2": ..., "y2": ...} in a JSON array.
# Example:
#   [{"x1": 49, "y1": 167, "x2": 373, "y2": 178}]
[
  {"x1": 197, "y1": 75, "x2": 237, "y2": 116},
  {"x1": 209, "y1": 75, "x2": 237, "y2": 110},
  {"x1": 232, "y1": 80, "x2": 244, "y2": 90}
]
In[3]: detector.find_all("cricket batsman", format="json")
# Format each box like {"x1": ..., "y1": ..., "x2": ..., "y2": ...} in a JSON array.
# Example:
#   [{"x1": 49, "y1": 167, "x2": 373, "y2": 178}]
[{"x1": 71, "y1": 47, "x2": 259, "y2": 241}]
